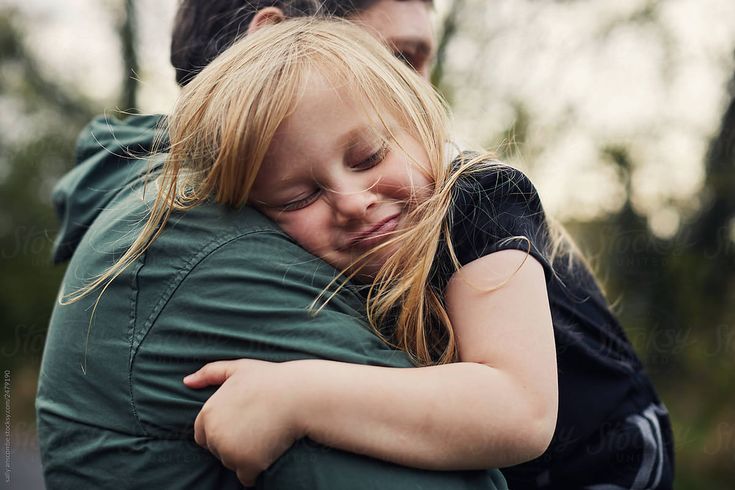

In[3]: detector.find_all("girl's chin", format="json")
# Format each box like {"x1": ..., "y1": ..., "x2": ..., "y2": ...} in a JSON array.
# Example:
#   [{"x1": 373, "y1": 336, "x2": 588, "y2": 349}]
[
  {"x1": 328, "y1": 246, "x2": 396, "y2": 282},
  {"x1": 343, "y1": 262, "x2": 380, "y2": 282},
  {"x1": 349, "y1": 257, "x2": 393, "y2": 284}
]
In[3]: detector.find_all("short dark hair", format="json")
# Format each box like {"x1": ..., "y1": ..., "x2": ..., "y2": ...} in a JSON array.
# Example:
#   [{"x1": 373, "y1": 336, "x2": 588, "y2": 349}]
[{"x1": 170, "y1": 0, "x2": 430, "y2": 86}]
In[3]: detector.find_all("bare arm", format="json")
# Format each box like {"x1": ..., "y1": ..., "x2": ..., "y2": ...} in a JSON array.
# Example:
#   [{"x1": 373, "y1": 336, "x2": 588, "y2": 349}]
[
  {"x1": 187, "y1": 249, "x2": 557, "y2": 475},
  {"x1": 292, "y1": 249, "x2": 558, "y2": 469}
]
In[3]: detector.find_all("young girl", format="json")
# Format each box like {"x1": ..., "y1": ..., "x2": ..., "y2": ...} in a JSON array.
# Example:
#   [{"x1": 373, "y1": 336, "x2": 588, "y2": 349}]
[{"x1": 85, "y1": 17, "x2": 673, "y2": 490}]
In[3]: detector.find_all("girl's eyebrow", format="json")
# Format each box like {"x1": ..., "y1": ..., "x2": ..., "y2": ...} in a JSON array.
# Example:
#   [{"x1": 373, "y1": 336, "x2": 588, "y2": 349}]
[
  {"x1": 339, "y1": 124, "x2": 391, "y2": 151},
  {"x1": 337, "y1": 125, "x2": 371, "y2": 150}
]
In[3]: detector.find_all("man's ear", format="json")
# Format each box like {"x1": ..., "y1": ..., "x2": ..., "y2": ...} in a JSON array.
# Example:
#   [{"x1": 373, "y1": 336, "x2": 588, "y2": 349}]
[{"x1": 248, "y1": 7, "x2": 286, "y2": 34}]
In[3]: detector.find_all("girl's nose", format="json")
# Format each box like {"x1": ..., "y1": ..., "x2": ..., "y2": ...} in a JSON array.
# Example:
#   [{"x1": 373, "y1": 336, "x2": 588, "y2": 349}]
[{"x1": 328, "y1": 183, "x2": 378, "y2": 224}]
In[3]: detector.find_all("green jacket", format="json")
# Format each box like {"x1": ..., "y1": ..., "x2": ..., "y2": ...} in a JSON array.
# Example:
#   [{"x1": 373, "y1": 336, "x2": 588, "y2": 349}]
[{"x1": 37, "y1": 115, "x2": 507, "y2": 489}]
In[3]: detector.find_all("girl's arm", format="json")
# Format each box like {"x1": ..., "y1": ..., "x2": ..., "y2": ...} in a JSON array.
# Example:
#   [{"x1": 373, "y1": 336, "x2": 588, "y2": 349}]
[
  {"x1": 296, "y1": 249, "x2": 557, "y2": 469},
  {"x1": 186, "y1": 249, "x2": 557, "y2": 474}
]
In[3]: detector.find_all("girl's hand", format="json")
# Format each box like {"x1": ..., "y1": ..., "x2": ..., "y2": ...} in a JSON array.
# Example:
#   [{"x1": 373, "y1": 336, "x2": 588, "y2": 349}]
[{"x1": 183, "y1": 359, "x2": 307, "y2": 486}]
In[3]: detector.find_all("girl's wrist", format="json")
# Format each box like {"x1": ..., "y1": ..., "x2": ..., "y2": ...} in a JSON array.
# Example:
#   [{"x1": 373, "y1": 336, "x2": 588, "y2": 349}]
[{"x1": 282, "y1": 359, "x2": 327, "y2": 439}]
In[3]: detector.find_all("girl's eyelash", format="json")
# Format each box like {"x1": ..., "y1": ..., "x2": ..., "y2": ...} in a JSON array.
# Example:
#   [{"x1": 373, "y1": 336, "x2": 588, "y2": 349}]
[
  {"x1": 280, "y1": 191, "x2": 320, "y2": 212},
  {"x1": 279, "y1": 142, "x2": 388, "y2": 211},
  {"x1": 353, "y1": 142, "x2": 389, "y2": 171}
]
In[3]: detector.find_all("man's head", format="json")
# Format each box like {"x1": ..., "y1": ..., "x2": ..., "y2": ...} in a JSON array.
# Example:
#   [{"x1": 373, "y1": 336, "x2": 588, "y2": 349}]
[
  {"x1": 170, "y1": 0, "x2": 435, "y2": 85},
  {"x1": 347, "y1": 0, "x2": 435, "y2": 78}
]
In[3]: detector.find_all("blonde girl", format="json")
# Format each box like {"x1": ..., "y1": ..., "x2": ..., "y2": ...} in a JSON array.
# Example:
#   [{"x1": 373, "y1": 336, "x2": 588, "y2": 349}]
[{"x1": 80, "y1": 17, "x2": 672, "y2": 490}]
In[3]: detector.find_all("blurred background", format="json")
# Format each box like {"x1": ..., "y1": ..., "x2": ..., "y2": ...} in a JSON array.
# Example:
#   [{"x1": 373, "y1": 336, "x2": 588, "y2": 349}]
[{"x1": 0, "y1": 0, "x2": 733, "y2": 488}]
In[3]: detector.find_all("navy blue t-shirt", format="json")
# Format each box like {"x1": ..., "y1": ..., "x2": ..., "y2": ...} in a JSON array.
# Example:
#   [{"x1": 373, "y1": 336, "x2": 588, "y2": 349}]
[{"x1": 430, "y1": 158, "x2": 672, "y2": 488}]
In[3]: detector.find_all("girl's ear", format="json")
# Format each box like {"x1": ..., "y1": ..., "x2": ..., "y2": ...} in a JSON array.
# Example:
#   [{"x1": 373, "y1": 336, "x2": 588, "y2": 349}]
[{"x1": 248, "y1": 7, "x2": 286, "y2": 34}]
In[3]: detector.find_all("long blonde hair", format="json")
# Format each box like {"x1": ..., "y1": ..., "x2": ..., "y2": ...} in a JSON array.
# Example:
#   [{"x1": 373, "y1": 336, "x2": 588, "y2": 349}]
[{"x1": 68, "y1": 17, "x2": 571, "y2": 367}]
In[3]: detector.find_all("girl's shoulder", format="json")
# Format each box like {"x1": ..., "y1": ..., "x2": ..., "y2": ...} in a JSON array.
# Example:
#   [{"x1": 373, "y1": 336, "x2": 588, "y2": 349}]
[
  {"x1": 448, "y1": 152, "x2": 545, "y2": 222},
  {"x1": 436, "y1": 152, "x2": 554, "y2": 286}
]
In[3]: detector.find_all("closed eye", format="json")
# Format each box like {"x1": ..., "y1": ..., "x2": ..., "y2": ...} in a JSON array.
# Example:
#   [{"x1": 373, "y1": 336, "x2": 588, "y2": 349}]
[
  {"x1": 352, "y1": 143, "x2": 389, "y2": 171},
  {"x1": 396, "y1": 51, "x2": 417, "y2": 70},
  {"x1": 279, "y1": 190, "x2": 321, "y2": 212},
  {"x1": 394, "y1": 43, "x2": 431, "y2": 74}
]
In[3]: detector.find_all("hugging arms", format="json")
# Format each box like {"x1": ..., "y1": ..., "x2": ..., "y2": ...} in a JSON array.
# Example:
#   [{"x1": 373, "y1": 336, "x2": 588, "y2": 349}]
[
  {"x1": 38, "y1": 20, "x2": 556, "y2": 488},
  {"x1": 39, "y1": 1, "x2": 521, "y2": 487},
  {"x1": 38, "y1": 113, "x2": 509, "y2": 490}
]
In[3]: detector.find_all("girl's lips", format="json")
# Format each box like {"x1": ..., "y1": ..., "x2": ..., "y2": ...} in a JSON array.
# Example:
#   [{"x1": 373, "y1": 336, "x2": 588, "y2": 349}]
[{"x1": 349, "y1": 213, "x2": 401, "y2": 249}]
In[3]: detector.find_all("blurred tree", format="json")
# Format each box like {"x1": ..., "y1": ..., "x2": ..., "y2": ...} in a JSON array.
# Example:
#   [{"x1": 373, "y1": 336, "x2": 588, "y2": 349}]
[
  {"x1": 119, "y1": 0, "x2": 140, "y2": 112},
  {"x1": 684, "y1": 64, "x2": 735, "y2": 307},
  {"x1": 0, "y1": 6, "x2": 97, "y2": 421},
  {"x1": 668, "y1": 60, "x2": 735, "y2": 485},
  {"x1": 569, "y1": 63, "x2": 735, "y2": 490},
  {"x1": 431, "y1": 0, "x2": 465, "y2": 96},
  {"x1": 0, "y1": 0, "x2": 142, "y2": 381}
]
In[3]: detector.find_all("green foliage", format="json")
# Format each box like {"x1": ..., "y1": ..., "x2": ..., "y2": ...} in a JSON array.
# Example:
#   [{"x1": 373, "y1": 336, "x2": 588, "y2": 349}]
[{"x1": 566, "y1": 114, "x2": 735, "y2": 487}]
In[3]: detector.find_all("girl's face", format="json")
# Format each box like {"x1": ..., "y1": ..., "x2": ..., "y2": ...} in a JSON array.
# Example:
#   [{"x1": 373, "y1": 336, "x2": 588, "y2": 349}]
[{"x1": 249, "y1": 71, "x2": 433, "y2": 279}]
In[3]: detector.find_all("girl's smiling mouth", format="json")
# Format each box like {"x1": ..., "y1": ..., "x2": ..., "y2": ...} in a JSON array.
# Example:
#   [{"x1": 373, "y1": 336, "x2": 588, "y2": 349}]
[{"x1": 347, "y1": 213, "x2": 401, "y2": 249}]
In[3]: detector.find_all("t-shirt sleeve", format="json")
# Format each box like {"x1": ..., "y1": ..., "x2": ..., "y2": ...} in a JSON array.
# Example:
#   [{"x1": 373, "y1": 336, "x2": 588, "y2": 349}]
[{"x1": 448, "y1": 162, "x2": 554, "y2": 283}]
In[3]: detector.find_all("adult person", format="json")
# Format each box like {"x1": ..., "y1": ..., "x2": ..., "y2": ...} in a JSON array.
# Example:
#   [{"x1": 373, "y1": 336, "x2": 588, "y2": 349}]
[{"x1": 37, "y1": 1, "x2": 508, "y2": 489}]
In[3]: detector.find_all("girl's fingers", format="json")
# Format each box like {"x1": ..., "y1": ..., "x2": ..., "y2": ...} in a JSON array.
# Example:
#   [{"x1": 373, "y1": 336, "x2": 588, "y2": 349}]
[
  {"x1": 236, "y1": 468, "x2": 257, "y2": 487},
  {"x1": 183, "y1": 360, "x2": 239, "y2": 388},
  {"x1": 193, "y1": 410, "x2": 208, "y2": 449}
]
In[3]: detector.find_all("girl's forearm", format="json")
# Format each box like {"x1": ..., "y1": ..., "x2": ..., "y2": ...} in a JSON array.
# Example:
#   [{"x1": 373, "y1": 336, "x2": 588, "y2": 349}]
[{"x1": 291, "y1": 359, "x2": 556, "y2": 470}]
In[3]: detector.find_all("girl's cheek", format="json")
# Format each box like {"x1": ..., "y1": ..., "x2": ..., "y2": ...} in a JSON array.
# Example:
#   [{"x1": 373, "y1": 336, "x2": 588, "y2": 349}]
[
  {"x1": 268, "y1": 202, "x2": 334, "y2": 256},
  {"x1": 281, "y1": 213, "x2": 328, "y2": 251}
]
